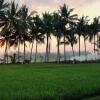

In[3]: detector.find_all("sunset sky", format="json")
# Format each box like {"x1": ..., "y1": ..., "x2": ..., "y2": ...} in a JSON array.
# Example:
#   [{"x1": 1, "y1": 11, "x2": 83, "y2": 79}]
[
  {"x1": 0, "y1": 0, "x2": 99, "y2": 54},
  {"x1": 15, "y1": 0, "x2": 100, "y2": 19}
]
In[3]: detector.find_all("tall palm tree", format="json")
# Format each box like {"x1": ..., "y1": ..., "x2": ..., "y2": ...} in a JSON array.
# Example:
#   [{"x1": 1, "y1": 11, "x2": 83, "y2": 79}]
[
  {"x1": 0, "y1": 28, "x2": 11, "y2": 63},
  {"x1": 76, "y1": 17, "x2": 85, "y2": 59},
  {"x1": 0, "y1": 0, "x2": 9, "y2": 63},
  {"x1": 10, "y1": 5, "x2": 31, "y2": 63},
  {"x1": 0, "y1": 0, "x2": 9, "y2": 28},
  {"x1": 29, "y1": 14, "x2": 44, "y2": 63},
  {"x1": 89, "y1": 17, "x2": 100, "y2": 56},
  {"x1": 42, "y1": 12, "x2": 52, "y2": 62},
  {"x1": 6, "y1": 2, "x2": 24, "y2": 63},
  {"x1": 0, "y1": 1, "x2": 20, "y2": 63},
  {"x1": 18, "y1": 5, "x2": 30, "y2": 63},
  {"x1": 34, "y1": 15, "x2": 44, "y2": 62},
  {"x1": 60, "y1": 24, "x2": 77, "y2": 60},
  {"x1": 59, "y1": 4, "x2": 77, "y2": 61},
  {"x1": 66, "y1": 31, "x2": 77, "y2": 60},
  {"x1": 81, "y1": 16, "x2": 90, "y2": 61},
  {"x1": 52, "y1": 12, "x2": 63, "y2": 63}
]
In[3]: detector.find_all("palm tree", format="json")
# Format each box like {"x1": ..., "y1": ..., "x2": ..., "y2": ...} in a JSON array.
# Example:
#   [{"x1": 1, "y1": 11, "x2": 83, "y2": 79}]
[
  {"x1": 34, "y1": 15, "x2": 44, "y2": 63},
  {"x1": 0, "y1": 29, "x2": 11, "y2": 63},
  {"x1": 66, "y1": 32, "x2": 77, "y2": 60},
  {"x1": 61, "y1": 24, "x2": 77, "y2": 60},
  {"x1": 42, "y1": 12, "x2": 52, "y2": 62},
  {"x1": 34, "y1": 35, "x2": 44, "y2": 63},
  {"x1": 83, "y1": 17, "x2": 90, "y2": 61},
  {"x1": 0, "y1": 0, "x2": 9, "y2": 28},
  {"x1": 9, "y1": 4, "x2": 31, "y2": 63},
  {"x1": 29, "y1": 14, "x2": 44, "y2": 63},
  {"x1": 97, "y1": 35, "x2": 100, "y2": 53},
  {"x1": 76, "y1": 17, "x2": 85, "y2": 59},
  {"x1": 52, "y1": 12, "x2": 63, "y2": 63},
  {"x1": 79, "y1": 16, "x2": 90, "y2": 61},
  {"x1": 89, "y1": 17, "x2": 100, "y2": 56},
  {"x1": 59, "y1": 4, "x2": 77, "y2": 61},
  {"x1": 18, "y1": 5, "x2": 30, "y2": 63},
  {"x1": 5, "y1": 2, "x2": 24, "y2": 63},
  {"x1": 0, "y1": 0, "x2": 9, "y2": 63},
  {"x1": 0, "y1": 1, "x2": 20, "y2": 63}
]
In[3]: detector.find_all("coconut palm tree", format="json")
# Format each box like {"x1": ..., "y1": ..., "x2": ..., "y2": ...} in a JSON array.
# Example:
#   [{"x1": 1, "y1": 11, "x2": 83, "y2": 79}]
[
  {"x1": 76, "y1": 16, "x2": 90, "y2": 61},
  {"x1": 0, "y1": 0, "x2": 9, "y2": 63},
  {"x1": 81, "y1": 16, "x2": 90, "y2": 61},
  {"x1": 4, "y1": 2, "x2": 25, "y2": 63},
  {"x1": 29, "y1": 14, "x2": 44, "y2": 63},
  {"x1": 52, "y1": 12, "x2": 63, "y2": 63},
  {"x1": 89, "y1": 17, "x2": 100, "y2": 56},
  {"x1": 76, "y1": 17, "x2": 85, "y2": 58},
  {"x1": 0, "y1": 0, "x2": 9, "y2": 28},
  {"x1": 18, "y1": 5, "x2": 30, "y2": 63},
  {"x1": 60, "y1": 24, "x2": 77, "y2": 60},
  {"x1": 66, "y1": 31, "x2": 77, "y2": 60},
  {"x1": 59, "y1": 4, "x2": 77, "y2": 61},
  {"x1": 9, "y1": 4, "x2": 31, "y2": 63},
  {"x1": 42, "y1": 12, "x2": 52, "y2": 62},
  {"x1": 34, "y1": 15, "x2": 44, "y2": 62},
  {"x1": 0, "y1": 1, "x2": 21, "y2": 63},
  {"x1": 0, "y1": 29, "x2": 11, "y2": 63}
]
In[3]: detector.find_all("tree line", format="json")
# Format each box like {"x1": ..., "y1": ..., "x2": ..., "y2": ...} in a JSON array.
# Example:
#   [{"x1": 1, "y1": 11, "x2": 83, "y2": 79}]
[{"x1": 0, "y1": 0, "x2": 100, "y2": 64}]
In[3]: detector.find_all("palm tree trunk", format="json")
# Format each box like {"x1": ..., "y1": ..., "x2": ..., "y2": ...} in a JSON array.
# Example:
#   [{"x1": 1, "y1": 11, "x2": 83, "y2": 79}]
[
  {"x1": 4, "y1": 40, "x2": 8, "y2": 63},
  {"x1": 79, "y1": 35, "x2": 81, "y2": 57},
  {"x1": 6, "y1": 44, "x2": 8, "y2": 64},
  {"x1": 64, "y1": 35, "x2": 66, "y2": 62},
  {"x1": 71, "y1": 44, "x2": 75, "y2": 60},
  {"x1": 30, "y1": 41, "x2": 34, "y2": 63},
  {"x1": 45, "y1": 33, "x2": 49, "y2": 62},
  {"x1": 34, "y1": 41, "x2": 38, "y2": 63},
  {"x1": 57, "y1": 36, "x2": 60, "y2": 63},
  {"x1": 49, "y1": 42, "x2": 51, "y2": 58},
  {"x1": 94, "y1": 34, "x2": 96, "y2": 54},
  {"x1": 18, "y1": 40, "x2": 20, "y2": 62},
  {"x1": 93, "y1": 34, "x2": 96, "y2": 60},
  {"x1": 84, "y1": 37, "x2": 87, "y2": 61},
  {"x1": 97, "y1": 33, "x2": 99, "y2": 55},
  {"x1": 72, "y1": 45, "x2": 75, "y2": 64},
  {"x1": 23, "y1": 41, "x2": 26, "y2": 63}
]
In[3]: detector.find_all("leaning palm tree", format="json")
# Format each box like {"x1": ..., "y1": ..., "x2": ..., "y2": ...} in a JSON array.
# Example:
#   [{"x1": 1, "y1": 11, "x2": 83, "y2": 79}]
[
  {"x1": 52, "y1": 12, "x2": 63, "y2": 63},
  {"x1": 59, "y1": 4, "x2": 78, "y2": 61},
  {"x1": 42, "y1": 12, "x2": 52, "y2": 62}
]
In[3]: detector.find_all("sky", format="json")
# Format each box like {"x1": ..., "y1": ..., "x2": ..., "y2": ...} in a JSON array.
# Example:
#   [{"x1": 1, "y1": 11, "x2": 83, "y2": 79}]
[
  {"x1": 0, "y1": 0, "x2": 100, "y2": 55},
  {"x1": 15, "y1": 0, "x2": 100, "y2": 19}
]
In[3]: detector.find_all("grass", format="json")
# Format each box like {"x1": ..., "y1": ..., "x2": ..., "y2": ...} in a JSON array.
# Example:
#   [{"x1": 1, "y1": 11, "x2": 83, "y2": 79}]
[{"x1": 0, "y1": 63, "x2": 100, "y2": 100}]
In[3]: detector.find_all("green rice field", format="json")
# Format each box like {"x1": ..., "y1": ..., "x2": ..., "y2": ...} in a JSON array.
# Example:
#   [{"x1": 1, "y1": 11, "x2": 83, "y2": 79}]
[{"x1": 0, "y1": 63, "x2": 100, "y2": 100}]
